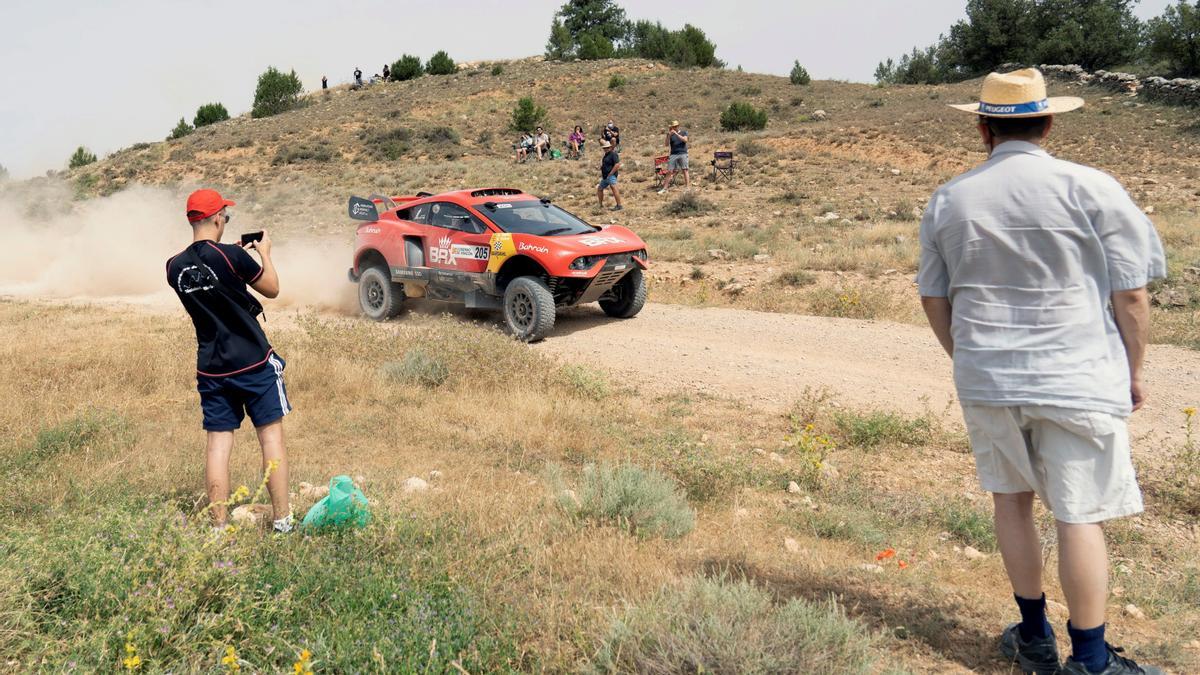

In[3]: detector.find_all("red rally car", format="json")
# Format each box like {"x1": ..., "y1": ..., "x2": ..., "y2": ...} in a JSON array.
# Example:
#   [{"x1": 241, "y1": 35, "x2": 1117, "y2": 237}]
[{"x1": 347, "y1": 188, "x2": 648, "y2": 342}]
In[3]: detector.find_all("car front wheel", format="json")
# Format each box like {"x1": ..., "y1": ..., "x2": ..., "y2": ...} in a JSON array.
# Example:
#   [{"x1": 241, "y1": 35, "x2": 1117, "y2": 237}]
[
  {"x1": 503, "y1": 276, "x2": 556, "y2": 342},
  {"x1": 358, "y1": 266, "x2": 404, "y2": 321},
  {"x1": 599, "y1": 268, "x2": 647, "y2": 318}
]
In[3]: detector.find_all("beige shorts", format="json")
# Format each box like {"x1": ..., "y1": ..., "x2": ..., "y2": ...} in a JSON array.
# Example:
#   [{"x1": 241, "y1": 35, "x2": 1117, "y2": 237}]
[{"x1": 962, "y1": 405, "x2": 1143, "y2": 524}]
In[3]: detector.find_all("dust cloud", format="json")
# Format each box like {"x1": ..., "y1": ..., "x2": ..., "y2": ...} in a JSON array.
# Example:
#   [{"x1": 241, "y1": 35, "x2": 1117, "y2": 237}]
[{"x1": 0, "y1": 181, "x2": 357, "y2": 313}]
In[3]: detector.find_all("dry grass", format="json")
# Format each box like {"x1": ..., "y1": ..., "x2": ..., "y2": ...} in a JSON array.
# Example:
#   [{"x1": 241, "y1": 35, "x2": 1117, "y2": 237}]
[{"x1": 1, "y1": 301, "x2": 1197, "y2": 672}]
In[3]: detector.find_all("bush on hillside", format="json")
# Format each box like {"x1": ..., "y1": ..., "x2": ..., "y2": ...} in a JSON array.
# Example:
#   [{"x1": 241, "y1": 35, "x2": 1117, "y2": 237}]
[
  {"x1": 549, "y1": 462, "x2": 695, "y2": 539},
  {"x1": 491, "y1": 63, "x2": 504, "y2": 76},
  {"x1": 719, "y1": 102, "x2": 768, "y2": 131},
  {"x1": 251, "y1": 67, "x2": 303, "y2": 119},
  {"x1": 423, "y1": 126, "x2": 460, "y2": 144},
  {"x1": 589, "y1": 577, "x2": 879, "y2": 674},
  {"x1": 608, "y1": 74, "x2": 627, "y2": 89},
  {"x1": 625, "y1": 20, "x2": 722, "y2": 68},
  {"x1": 510, "y1": 97, "x2": 548, "y2": 132},
  {"x1": 545, "y1": 17, "x2": 575, "y2": 60},
  {"x1": 359, "y1": 127, "x2": 413, "y2": 161},
  {"x1": 193, "y1": 102, "x2": 230, "y2": 128},
  {"x1": 68, "y1": 146, "x2": 97, "y2": 169},
  {"x1": 426, "y1": 50, "x2": 457, "y2": 75},
  {"x1": 577, "y1": 30, "x2": 616, "y2": 60},
  {"x1": 543, "y1": 1, "x2": 722, "y2": 68},
  {"x1": 1147, "y1": 1, "x2": 1200, "y2": 77},
  {"x1": 168, "y1": 117, "x2": 193, "y2": 140},
  {"x1": 390, "y1": 55, "x2": 424, "y2": 81},
  {"x1": 790, "y1": 60, "x2": 811, "y2": 85}
]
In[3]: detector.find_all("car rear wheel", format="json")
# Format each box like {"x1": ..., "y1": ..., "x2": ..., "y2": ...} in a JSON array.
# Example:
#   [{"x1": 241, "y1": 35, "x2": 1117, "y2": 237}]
[
  {"x1": 599, "y1": 268, "x2": 647, "y2": 318},
  {"x1": 503, "y1": 276, "x2": 556, "y2": 342},
  {"x1": 359, "y1": 266, "x2": 404, "y2": 321}
]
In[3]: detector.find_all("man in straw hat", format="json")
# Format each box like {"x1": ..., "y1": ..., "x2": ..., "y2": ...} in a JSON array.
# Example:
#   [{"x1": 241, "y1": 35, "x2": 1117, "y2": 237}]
[
  {"x1": 657, "y1": 120, "x2": 689, "y2": 194},
  {"x1": 919, "y1": 69, "x2": 1166, "y2": 674}
]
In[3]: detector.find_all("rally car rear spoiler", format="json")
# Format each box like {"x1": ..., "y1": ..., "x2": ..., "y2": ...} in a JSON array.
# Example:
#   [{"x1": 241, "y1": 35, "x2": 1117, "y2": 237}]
[{"x1": 349, "y1": 192, "x2": 433, "y2": 221}]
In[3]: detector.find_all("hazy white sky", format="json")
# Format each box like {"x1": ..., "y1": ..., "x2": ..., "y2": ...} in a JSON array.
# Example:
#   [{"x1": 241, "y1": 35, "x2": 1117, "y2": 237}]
[{"x1": 0, "y1": 0, "x2": 1174, "y2": 178}]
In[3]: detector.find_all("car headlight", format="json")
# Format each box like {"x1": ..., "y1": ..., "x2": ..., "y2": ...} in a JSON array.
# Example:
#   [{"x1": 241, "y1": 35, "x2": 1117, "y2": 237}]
[
  {"x1": 570, "y1": 255, "x2": 605, "y2": 270},
  {"x1": 633, "y1": 249, "x2": 648, "y2": 261}
]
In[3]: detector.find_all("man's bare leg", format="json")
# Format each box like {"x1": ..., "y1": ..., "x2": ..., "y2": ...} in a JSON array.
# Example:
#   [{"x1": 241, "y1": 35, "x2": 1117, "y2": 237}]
[
  {"x1": 255, "y1": 420, "x2": 290, "y2": 521},
  {"x1": 682, "y1": 168, "x2": 690, "y2": 189},
  {"x1": 994, "y1": 491, "x2": 1043, "y2": 599},
  {"x1": 609, "y1": 184, "x2": 622, "y2": 208},
  {"x1": 206, "y1": 431, "x2": 235, "y2": 526},
  {"x1": 1057, "y1": 520, "x2": 1107, "y2": 629}
]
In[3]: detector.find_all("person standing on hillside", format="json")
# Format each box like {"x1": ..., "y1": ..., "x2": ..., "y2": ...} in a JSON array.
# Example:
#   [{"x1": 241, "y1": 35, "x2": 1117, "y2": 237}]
[
  {"x1": 596, "y1": 139, "x2": 622, "y2": 211},
  {"x1": 657, "y1": 120, "x2": 689, "y2": 194},
  {"x1": 601, "y1": 119, "x2": 620, "y2": 151},
  {"x1": 919, "y1": 69, "x2": 1165, "y2": 675},
  {"x1": 166, "y1": 189, "x2": 294, "y2": 534},
  {"x1": 321, "y1": 75, "x2": 328, "y2": 90},
  {"x1": 382, "y1": 63, "x2": 390, "y2": 81},
  {"x1": 353, "y1": 67, "x2": 362, "y2": 87}
]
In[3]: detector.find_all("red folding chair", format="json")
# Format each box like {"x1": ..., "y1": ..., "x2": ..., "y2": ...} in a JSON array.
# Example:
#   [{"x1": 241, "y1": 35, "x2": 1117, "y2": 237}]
[{"x1": 653, "y1": 155, "x2": 670, "y2": 190}]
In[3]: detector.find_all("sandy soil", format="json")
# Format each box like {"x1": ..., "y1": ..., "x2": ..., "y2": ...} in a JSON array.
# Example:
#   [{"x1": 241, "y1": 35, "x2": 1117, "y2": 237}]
[{"x1": 537, "y1": 303, "x2": 1199, "y2": 450}]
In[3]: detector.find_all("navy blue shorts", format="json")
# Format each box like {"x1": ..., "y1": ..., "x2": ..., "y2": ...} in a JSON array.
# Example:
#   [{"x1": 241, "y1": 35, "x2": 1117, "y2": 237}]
[{"x1": 197, "y1": 353, "x2": 293, "y2": 431}]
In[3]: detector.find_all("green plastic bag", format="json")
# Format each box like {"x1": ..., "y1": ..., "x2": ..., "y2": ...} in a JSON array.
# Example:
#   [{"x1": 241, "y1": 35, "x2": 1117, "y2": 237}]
[
  {"x1": 550, "y1": 148, "x2": 562, "y2": 159},
  {"x1": 301, "y1": 475, "x2": 371, "y2": 529}
]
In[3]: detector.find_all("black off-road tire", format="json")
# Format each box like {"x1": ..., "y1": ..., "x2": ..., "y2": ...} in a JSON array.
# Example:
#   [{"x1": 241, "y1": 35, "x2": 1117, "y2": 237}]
[
  {"x1": 358, "y1": 266, "x2": 404, "y2": 321},
  {"x1": 503, "y1": 276, "x2": 556, "y2": 342},
  {"x1": 599, "y1": 268, "x2": 647, "y2": 318}
]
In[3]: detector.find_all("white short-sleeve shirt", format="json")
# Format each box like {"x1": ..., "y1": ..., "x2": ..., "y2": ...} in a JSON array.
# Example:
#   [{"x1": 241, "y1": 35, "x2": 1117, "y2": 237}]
[{"x1": 918, "y1": 140, "x2": 1167, "y2": 416}]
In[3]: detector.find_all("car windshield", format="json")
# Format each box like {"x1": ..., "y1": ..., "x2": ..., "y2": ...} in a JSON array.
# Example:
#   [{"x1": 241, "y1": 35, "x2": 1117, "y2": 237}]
[{"x1": 480, "y1": 200, "x2": 597, "y2": 236}]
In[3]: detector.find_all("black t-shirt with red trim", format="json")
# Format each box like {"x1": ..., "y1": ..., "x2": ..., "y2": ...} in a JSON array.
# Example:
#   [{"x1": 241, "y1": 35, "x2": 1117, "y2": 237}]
[{"x1": 166, "y1": 241, "x2": 272, "y2": 377}]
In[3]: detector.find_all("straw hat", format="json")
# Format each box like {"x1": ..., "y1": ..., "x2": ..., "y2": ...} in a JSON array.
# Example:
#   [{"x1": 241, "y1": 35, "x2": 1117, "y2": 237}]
[
  {"x1": 949, "y1": 68, "x2": 1083, "y2": 118},
  {"x1": 599, "y1": 139, "x2": 612, "y2": 149},
  {"x1": 669, "y1": 120, "x2": 680, "y2": 127}
]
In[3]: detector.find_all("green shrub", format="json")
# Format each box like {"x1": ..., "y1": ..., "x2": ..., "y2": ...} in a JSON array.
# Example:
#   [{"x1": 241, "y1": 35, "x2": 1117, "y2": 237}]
[
  {"x1": 588, "y1": 576, "x2": 879, "y2": 674},
  {"x1": 491, "y1": 64, "x2": 504, "y2": 76},
  {"x1": 270, "y1": 143, "x2": 334, "y2": 165},
  {"x1": 510, "y1": 96, "x2": 548, "y2": 132},
  {"x1": 193, "y1": 102, "x2": 230, "y2": 128},
  {"x1": 1147, "y1": 0, "x2": 1200, "y2": 77},
  {"x1": 938, "y1": 499, "x2": 997, "y2": 551},
  {"x1": 549, "y1": 462, "x2": 695, "y2": 539},
  {"x1": 251, "y1": 67, "x2": 302, "y2": 119},
  {"x1": 719, "y1": 102, "x2": 768, "y2": 131},
  {"x1": 360, "y1": 126, "x2": 413, "y2": 161},
  {"x1": 790, "y1": 60, "x2": 812, "y2": 85},
  {"x1": 426, "y1": 50, "x2": 457, "y2": 75},
  {"x1": 562, "y1": 364, "x2": 609, "y2": 401},
  {"x1": 607, "y1": 74, "x2": 627, "y2": 89},
  {"x1": 68, "y1": 146, "x2": 97, "y2": 169},
  {"x1": 833, "y1": 410, "x2": 932, "y2": 449},
  {"x1": 625, "y1": 20, "x2": 722, "y2": 68},
  {"x1": 168, "y1": 117, "x2": 193, "y2": 140},
  {"x1": 390, "y1": 54, "x2": 424, "y2": 81},
  {"x1": 577, "y1": 31, "x2": 616, "y2": 60},
  {"x1": 736, "y1": 137, "x2": 766, "y2": 157},
  {"x1": 662, "y1": 192, "x2": 714, "y2": 218},
  {"x1": 778, "y1": 268, "x2": 817, "y2": 287},
  {"x1": 423, "y1": 126, "x2": 460, "y2": 144},
  {"x1": 382, "y1": 349, "x2": 450, "y2": 388}
]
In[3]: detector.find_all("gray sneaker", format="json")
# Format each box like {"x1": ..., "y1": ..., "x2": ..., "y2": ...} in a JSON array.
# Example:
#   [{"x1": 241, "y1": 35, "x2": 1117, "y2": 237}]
[
  {"x1": 1061, "y1": 645, "x2": 1163, "y2": 675},
  {"x1": 1000, "y1": 623, "x2": 1061, "y2": 674}
]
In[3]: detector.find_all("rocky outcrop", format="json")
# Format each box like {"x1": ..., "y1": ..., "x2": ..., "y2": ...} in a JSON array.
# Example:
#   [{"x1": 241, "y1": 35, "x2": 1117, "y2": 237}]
[{"x1": 1038, "y1": 64, "x2": 1200, "y2": 107}]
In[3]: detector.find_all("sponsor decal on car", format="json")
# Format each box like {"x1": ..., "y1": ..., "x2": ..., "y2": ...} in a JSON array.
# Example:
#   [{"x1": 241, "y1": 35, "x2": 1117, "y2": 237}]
[
  {"x1": 579, "y1": 235, "x2": 624, "y2": 247},
  {"x1": 518, "y1": 242, "x2": 550, "y2": 254},
  {"x1": 429, "y1": 236, "x2": 489, "y2": 266},
  {"x1": 360, "y1": 226, "x2": 381, "y2": 234},
  {"x1": 486, "y1": 233, "x2": 516, "y2": 273}
]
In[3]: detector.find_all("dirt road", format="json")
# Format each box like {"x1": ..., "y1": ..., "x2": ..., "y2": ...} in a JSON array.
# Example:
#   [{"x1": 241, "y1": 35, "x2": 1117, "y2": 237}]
[{"x1": 537, "y1": 303, "x2": 1199, "y2": 448}]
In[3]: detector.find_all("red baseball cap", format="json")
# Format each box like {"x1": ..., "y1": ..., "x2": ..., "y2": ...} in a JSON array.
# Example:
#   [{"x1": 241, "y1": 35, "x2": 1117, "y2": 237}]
[{"x1": 185, "y1": 189, "x2": 236, "y2": 223}]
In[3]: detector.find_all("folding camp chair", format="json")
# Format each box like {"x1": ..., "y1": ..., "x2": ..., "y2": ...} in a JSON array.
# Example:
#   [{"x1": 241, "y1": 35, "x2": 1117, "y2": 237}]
[
  {"x1": 653, "y1": 155, "x2": 670, "y2": 190},
  {"x1": 711, "y1": 151, "x2": 736, "y2": 181}
]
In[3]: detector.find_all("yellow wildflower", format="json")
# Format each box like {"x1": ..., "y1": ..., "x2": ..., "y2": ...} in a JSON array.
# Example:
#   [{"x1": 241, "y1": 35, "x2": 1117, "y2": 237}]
[
  {"x1": 293, "y1": 649, "x2": 313, "y2": 675},
  {"x1": 1185, "y1": 407, "x2": 1196, "y2": 418},
  {"x1": 222, "y1": 645, "x2": 241, "y2": 672},
  {"x1": 123, "y1": 654, "x2": 142, "y2": 670}
]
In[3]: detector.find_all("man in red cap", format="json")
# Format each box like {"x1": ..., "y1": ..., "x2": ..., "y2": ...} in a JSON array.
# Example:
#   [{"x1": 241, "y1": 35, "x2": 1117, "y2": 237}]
[{"x1": 166, "y1": 189, "x2": 293, "y2": 533}]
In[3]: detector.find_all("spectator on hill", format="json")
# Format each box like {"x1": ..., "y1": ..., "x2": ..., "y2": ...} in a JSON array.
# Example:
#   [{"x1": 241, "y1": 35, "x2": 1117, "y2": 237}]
[
  {"x1": 353, "y1": 67, "x2": 363, "y2": 87},
  {"x1": 515, "y1": 132, "x2": 533, "y2": 163},
  {"x1": 534, "y1": 127, "x2": 550, "y2": 160},
  {"x1": 568, "y1": 125, "x2": 585, "y2": 159},
  {"x1": 602, "y1": 119, "x2": 620, "y2": 150},
  {"x1": 166, "y1": 189, "x2": 294, "y2": 534},
  {"x1": 597, "y1": 139, "x2": 622, "y2": 212},
  {"x1": 658, "y1": 120, "x2": 690, "y2": 194},
  {"x1": 382, "y1": 64, "x2": 390, "y2": 81},
  {"x1": 321, "y1": 75, "x2": 328, "y2": 90},
  {"x1": 921, "y1": 68, "x2": 1166, "y2": 675}
]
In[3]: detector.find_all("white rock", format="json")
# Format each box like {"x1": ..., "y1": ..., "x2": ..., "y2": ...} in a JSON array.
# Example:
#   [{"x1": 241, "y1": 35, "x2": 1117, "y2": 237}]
[
  {"x1": 787, "y1": 481, "x2": 803, "y2": 494},
  {"x1": 402, "y1": 477, "x2": 430, "y2": 494},
  {"x1": 768, "y1": 452, "x2": 785, "y2": 464},
  {"x1": 858, "y1": 563, "x2": 884, "y2": 573},
  {"x1": 735, "y1": 507, "x2": 750, "y2": 518},
  {"x1": 1123, "y1": 603, "x2": 1145, "y2": 620},
  {"x1": 784, "y1": 537, "x2": 801, "y2": 553},
  {"x1": 752, "y1": 448, "x2": 766, "y2": 456},
  {"x1": 963, "y1": 546, "x2": 986, "y2": 560},
  {"x1": 753, "y1": 254, "x2": 771, "y2": 263},
  {"x1": 890, "y1": 169, "x2": 901, "y2": 176},
  {"x1": 429, "y1": 470, "x2": 443, "y2": 481},
  {"x1": 812, "y1": 109, "x2": 828, "y2": 121}
]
